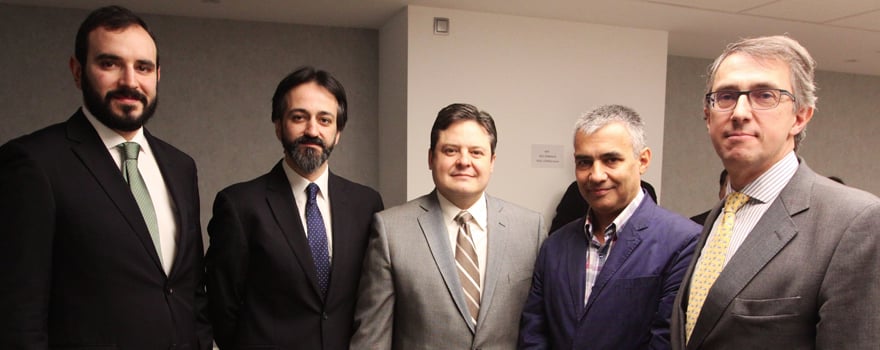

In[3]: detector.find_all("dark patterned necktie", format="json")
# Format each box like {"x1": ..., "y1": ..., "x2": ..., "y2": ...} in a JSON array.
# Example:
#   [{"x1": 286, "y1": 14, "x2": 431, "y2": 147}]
[{"x1": 306, "y1": 183, "x2": 330, "y2": 295}]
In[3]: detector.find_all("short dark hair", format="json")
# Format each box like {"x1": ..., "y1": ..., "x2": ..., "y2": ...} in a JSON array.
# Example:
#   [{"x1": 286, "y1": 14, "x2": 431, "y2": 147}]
[
  {"x1": 429, "y1": 103, "x2": 497, "y2": 154},
  {"x1": 75, "y1": 6, "x2": 157, "y2": 67},
  {"x1": 271, "y1": 66, "x2": 348, "y2": 131}
]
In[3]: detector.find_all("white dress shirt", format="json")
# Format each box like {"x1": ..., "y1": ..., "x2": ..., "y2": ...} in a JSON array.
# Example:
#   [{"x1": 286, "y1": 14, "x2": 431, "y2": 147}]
[
  {"x1": 282, "y1": 160, "x2": 334, "y2": 261},
  {"x1": 83, "y1": 107, "x2": 178, "y2": 275},
  {"x1": 704, "y1": 151, "x2": 799, "y2": 267}
]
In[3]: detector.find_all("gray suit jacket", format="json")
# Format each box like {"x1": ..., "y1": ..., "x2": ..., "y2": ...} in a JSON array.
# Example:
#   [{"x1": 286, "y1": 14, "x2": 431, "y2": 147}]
[
  {"x1": 351, "y1": 191, "x2": 546, "y2": 350},
  {"x1": 671, "y1": 160, "x2": 880, "y2": 349}
]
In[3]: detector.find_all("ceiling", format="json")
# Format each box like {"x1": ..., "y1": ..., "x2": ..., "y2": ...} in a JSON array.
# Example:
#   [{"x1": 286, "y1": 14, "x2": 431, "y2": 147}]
[{"x1": 5, "y1": 0, "x2": 880, "y2": 76}]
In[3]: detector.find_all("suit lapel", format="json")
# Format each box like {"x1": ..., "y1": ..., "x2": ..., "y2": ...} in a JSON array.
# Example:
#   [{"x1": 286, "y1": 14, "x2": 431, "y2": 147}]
[
  {"x1": 565, "y1": 219, "x2": 589, "y2": 317},
  {"x1": 688, "y1": 164, "x2": 812, "y2": 348},
  {"x1": 66, "y1": 111, "x2": 165, "y2": 273},
  {"x1": 147, "y1": 131, "x2": 190, "y2": 279},
  {"x1": 326, "y1": 173, "x2": 351, "y2": 302},
  {"x1": 476, "y1": 195, "x2": 509, "y2": 330},
  {"x1": 676, "y1": 204, "x2": 720, "y2": 348},
  {"x1": 582, "y1": 199, "x2": 648, "y2": 318},
  {"x1": 265, "y1": 162, "x2": 324, "y2": 299},
  {"x1": 418, "y1": 192, "x2": 476, "y2": 333}
]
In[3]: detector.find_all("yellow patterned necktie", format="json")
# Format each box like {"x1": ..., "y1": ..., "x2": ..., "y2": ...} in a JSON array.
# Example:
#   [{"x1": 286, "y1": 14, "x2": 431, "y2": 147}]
[{"x1": 685, "y1": 191, "x2": 750, "y2": 342}]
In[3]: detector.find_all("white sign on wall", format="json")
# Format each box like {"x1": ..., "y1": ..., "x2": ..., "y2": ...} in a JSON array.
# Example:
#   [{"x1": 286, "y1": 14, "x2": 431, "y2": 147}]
[{"x1": 531, "y1": 144, "x2": 564, "y2": 168}]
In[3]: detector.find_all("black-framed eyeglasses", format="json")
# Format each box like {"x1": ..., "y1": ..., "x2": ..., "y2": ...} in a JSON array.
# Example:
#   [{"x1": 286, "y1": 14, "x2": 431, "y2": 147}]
[{"x1": 705, "y1": 88, "x2": 796, "y2": 112}]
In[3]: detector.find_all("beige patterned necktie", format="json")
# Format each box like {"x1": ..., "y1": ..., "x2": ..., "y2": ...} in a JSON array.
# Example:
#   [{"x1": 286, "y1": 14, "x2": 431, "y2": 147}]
[
  {"x1": 685, "y1": 191, "x2": 750, "y2": 342},
  {"x1": 118, "y1": 142, "x2": 162, "y2": 263},
  {"x1": 454, "y1": 211, "x2": 481, "y2": 325}
]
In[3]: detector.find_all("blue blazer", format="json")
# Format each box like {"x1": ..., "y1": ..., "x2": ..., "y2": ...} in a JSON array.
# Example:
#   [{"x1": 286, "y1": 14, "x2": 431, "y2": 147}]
[{"x1": 520, "y1": 197, "x2": 700, "y2": 350}]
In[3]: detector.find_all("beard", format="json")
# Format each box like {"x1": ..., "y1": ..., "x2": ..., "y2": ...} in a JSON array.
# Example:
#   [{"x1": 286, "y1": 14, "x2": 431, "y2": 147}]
[
  {"x1": 82, "y1": 73, "x2": 158, "y2": 132},
  {"x1": 283, "y1": 135, "x2": 334, "y2": 174}
]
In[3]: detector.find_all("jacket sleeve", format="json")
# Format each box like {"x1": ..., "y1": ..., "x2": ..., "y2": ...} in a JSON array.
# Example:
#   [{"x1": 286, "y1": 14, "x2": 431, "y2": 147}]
[
  {"x1": 0, "y1": 142, "x2": 54, "y2": 349},
  {"x1": 518, "y1": 242, "x2": 551, "y2": 349},
  {"x1": 205, "y1": 190, "x2": 250, "y2": 349},
  {"x1": 350, "y1": 213, "x2": 395, "y2": 350}
]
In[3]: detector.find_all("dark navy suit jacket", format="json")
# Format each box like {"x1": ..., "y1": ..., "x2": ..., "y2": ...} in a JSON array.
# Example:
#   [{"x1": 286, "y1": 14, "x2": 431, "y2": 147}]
[
  {"x1": 206, "y1": 162, "x2": 383, "y2": 349},
  {"x1": 520, "y1": 196, "x2": 700, "y2": 350}
]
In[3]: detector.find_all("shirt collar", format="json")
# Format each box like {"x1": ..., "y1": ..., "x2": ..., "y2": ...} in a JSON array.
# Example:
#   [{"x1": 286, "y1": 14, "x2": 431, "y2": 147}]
[
  {"x1": 437, "y1": 191, "x2": 488, "y2": 231},
  {"x1": 82, "y1": 106, "x2": 151, "y2": 155},
  {"x1": 281, "y1": 159, "x2": 330, "y2": 199},
  {"x1": 584, "y1": 187, "x2": 645, "y2": 239},
  {"x1": 733, "y1": 151, "x2": 798, "y2": 205}
]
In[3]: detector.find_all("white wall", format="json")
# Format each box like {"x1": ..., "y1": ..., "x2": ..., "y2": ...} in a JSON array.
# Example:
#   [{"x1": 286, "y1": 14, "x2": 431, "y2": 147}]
[
  {"x1": 379, "y1": 8, "x2": 409, "y2": 206},
  {"x1": 395, "y1": 6, "x2": 669, "y2": 223}
]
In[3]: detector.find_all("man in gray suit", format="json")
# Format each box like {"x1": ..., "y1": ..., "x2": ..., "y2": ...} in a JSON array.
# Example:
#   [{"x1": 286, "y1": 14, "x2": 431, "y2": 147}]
[
  {"x1": 351, "y1": 103, "x2": 546, "y2": 349},
  {"x1": 671, "y1": 35, "x2": 880, "y2": 349}
]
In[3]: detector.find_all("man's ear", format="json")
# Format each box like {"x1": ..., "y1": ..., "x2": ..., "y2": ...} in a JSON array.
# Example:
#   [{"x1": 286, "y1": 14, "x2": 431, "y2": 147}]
[
  {"x1": 69, "y1": 56, "x2": 83, "y2": 90},
  {"x1": 638, "y1": 147, "x2": 652, "y2": 174},
  {"x1": 791, "y1": 106, "x2": 814, "y2": 137},
  {"x1": 274, "y1": 120, "x2": 283, "y2": 142}
]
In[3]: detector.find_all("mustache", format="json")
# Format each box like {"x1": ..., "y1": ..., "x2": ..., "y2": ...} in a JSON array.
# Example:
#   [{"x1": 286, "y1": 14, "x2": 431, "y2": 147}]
[
  {"x1": 292, "y1": 135, "x2": 326, "y2": 149},
  {"x1": 106, "y1": 87, "x2": 148, "y2": 105}
]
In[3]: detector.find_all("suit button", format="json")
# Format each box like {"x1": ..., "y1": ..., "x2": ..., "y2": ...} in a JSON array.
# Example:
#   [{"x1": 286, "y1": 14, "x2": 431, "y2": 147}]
[
  {"x1": 166, "y1": 287, "x2": 174, "y2": 295},
  {"x1": 322, "y1": 312, "x2": 329, "y2": 320}
]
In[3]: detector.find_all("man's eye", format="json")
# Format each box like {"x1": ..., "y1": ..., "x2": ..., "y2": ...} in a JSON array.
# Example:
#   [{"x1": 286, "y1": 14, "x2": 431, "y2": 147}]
[
  {"x1": 754, "y1": 90, "x2": 776, "y2": 100},
  {"x1": 716, "y1": 92, "x2": 737, "y2": 101}
]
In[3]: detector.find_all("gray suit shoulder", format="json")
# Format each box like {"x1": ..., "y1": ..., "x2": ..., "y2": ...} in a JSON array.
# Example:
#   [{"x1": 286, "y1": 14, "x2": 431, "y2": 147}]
[
  {"x1": 808, "y1": 176, "x2": 880, "y2": 233},
  {"x1": 489, "y1": 194, "x2": 541, "y2": 217}
]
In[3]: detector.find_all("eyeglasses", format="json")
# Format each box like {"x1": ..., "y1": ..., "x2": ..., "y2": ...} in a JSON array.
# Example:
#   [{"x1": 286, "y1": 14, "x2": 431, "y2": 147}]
[{"x1": 705, "y1": 88, "x2": 796, "y2": 112}]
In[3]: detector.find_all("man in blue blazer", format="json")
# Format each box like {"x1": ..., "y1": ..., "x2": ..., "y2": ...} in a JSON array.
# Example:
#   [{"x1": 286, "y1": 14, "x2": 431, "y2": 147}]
[{"x1": 520, "y1": 105, "x2": 700, "y2": 349}]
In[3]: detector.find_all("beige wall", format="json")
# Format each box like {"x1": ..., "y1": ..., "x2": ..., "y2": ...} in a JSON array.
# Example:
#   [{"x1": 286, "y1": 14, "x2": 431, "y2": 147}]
[{"x1": 395, "y1": 6, "x2": 669, "y2": 224}]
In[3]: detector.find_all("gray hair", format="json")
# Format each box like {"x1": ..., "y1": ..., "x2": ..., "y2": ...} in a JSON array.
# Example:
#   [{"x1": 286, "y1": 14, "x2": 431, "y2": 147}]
[
  {"x1": 574, "y1": 104, "x2": 646, "y2": 158},
  {"x1": 706, "y1": 35, "x2": 817, "y2": 148}
]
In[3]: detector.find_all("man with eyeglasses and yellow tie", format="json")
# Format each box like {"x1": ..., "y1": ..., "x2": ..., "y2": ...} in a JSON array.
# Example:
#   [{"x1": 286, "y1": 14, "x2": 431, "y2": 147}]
[{"x1": 671, "y1": 35, "x2": 880, "y2": 349}]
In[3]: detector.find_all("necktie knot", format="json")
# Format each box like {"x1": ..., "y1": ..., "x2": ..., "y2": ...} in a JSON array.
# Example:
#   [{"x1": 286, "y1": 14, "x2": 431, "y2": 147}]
[
  {"x1": 119, "y1": 142, "x2": 141, "y2": 161},
  {"x1": 455, "y1": 211, "x2": 473, "y2": 227},
  {"x1": 307, "y1": 183, "x2": 319, "y2": 201},
  {"x1": 724, "y1": 191, "x2": 749, "y2": 214}
]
